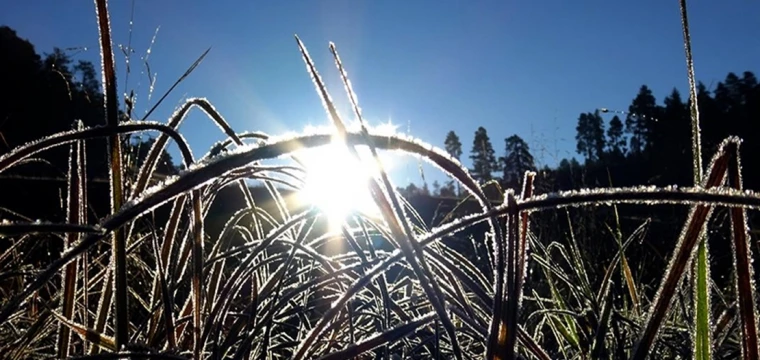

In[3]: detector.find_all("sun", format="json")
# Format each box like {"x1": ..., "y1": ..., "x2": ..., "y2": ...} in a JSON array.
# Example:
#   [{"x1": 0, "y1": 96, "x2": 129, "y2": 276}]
[
  {"x1": 296, "y1": 123, "x2": 397, "y2": 229},
  {"x1": 299, "y1": 142, "x2": 376, "y2": 221}
]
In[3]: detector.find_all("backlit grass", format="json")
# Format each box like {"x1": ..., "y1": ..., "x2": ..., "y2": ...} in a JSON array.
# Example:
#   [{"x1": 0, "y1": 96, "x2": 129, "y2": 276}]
[{"x1": 0, "y1": 0, "x2": 758, "y2": 359}]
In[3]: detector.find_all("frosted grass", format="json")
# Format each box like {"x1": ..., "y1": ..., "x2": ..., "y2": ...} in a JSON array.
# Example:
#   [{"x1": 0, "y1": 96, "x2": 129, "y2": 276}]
[
  {"x1": 4, "y1": 137, "x2": 759, "y2": 358},
  {"x1": 3, "y1": 1, "x2": 759, "y2": 357}
]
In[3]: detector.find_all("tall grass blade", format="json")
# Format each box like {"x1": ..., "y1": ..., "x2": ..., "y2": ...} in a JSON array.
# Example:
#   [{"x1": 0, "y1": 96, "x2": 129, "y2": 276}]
[
  {"x1": 503, "y1": 172, "x2": 535, "y2": 358},
  {"x1": 94, "y1": 0, "x2": 127, "y2": 348},
  {"x1": 694, "y1": 238, "x2": 711, "y2": 360},
  {"x1": 57, "y1": 133, "x2": 83, "y2": 358},
  {"x1": 328, "y1": 42, "x2": 469, "y2": 358},
  {"x1": 725, "y1": 140, "x2": 760, "y2": 360},
  {"x1": 631, "y1": 139, "x2": 734, "y2": 360},
  {"x1": 151, "y1": 226, "x2": 177, "y2": 350},
  {"x1": 147, "y1": 196, "x2": 185, "y2": 347},
  {"x1": 493, "y1": 190, "x2": 520, "y2": 360},
  {"x1": 78, "y1": 127, "x2": 90, "y2": 330},
  {"x1": 90, "y1": 267, "x2": 113, "y2": 355},
  {"x1": 676, "y1": 0, "x2": 712, "y2": 357},
  {"x1": 679, "y1": 0, "x2": 703, "y2": 181},
  {"x1": 190, "y1": 191, "x2": 204, "y2": 359}
]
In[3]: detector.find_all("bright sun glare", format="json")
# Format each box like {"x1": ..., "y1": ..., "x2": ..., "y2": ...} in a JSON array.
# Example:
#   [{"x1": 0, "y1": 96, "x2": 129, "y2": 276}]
[{"x1": 296, "y1": 122, "x2": 398, "y2": 229}]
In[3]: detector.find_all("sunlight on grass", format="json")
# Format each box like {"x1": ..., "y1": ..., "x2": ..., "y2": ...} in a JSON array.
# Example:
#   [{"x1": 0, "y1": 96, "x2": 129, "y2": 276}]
[{"x1": 6, "y1": 2, "x2": 759, "y2": 357}]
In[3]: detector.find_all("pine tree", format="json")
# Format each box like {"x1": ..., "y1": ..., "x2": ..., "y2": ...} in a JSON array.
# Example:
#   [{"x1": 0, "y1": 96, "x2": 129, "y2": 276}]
[
  {"x1": 444, "y1": 130, "x2": 463, "y2": 195},
  {"x1": 500, "y1": 134, "x2": 535, "y2": 189},
  {"x1": 575, "y1": 110, "x2": 605, "y2": 163},
  {"x1": 444, "y1": 131, "x2": 463, "y2": 161},
  {"x1": 625, "y1": 85, "x2": 659, "y2": 155},
  {"x1": 606, "y1": 115, "x2": 626, "y2": 157},
  {"x1": 469, "y1": 126, "x2": 499, "y2": 183}
]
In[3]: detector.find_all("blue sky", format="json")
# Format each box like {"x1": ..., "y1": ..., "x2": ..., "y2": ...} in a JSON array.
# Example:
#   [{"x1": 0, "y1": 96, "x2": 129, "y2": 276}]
[{"x1": 2, "y1": 1, "x2": 759, "y2": 187}]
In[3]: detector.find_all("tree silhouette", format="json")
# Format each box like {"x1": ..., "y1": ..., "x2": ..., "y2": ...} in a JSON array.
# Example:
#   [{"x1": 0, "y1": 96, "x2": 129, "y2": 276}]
[
  {"x1": 575, "y1": 110, "x2": 605, "y2": 163},
  {"x1": 606, "y1": 115, "x2": 626, "y2": 158},
  {"x1": 468, "y1": 126, "x2": 499, "y2": 183},
  {"x1": 500, "y1": 134, "x2": 535, "y2": 190},
  {"x1": 625, "y1": 85, "x2": 659, "y2": 155},
  {"x1": 444, "y1": 130, "x2": 463, "y2": 195},
  {"x1": 444, "y1": 130, "x2": 463, "y2": 161},
  {"x1": 652, "y1": 88, "x2": 691, "y2": 184}
]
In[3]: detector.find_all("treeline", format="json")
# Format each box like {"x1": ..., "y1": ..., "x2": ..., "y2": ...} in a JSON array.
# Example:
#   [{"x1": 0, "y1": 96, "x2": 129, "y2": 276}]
[
  {"x1": 399, "y1": 128, "x2": 537, "y2": 199},
  {"x1": 407, "y1": 72, "x2": 760, "y2": 200},
  {"x1": 569, "y1": 76, "x2": 760, "y2": 190}
]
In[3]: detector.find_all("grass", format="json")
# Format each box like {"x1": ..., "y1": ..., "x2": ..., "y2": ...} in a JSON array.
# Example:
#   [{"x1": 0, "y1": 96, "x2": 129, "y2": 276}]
[{"x1": 0, "y1": 0, "x2": 759, "y2": 359}]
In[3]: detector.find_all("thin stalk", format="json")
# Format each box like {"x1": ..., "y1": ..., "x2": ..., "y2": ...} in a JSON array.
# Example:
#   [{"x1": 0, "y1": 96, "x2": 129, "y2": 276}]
[
  {"x1": 94, "y1": 0, "x2": 128, "y2": 349},
  {"x1": 678, "y1": 0, "x2": 710, "y2": 358},
  {"x1": 57, "y1": 133, "x2": 83, "y2": 358},
  {"x1": 726, "y1": 141, "x2": 760, "y2": 360}
]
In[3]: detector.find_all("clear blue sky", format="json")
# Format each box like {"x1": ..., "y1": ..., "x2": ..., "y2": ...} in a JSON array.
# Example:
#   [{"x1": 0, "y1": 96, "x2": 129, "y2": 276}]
[{"x1": 2, "y1": 1, "x2": 759, "y2": 187}]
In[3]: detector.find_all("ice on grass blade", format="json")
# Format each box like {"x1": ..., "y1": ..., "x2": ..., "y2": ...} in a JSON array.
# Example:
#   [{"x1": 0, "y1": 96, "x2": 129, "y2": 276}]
[
  {"x1": 517, "y1": 185, "x2": 760, "y2": 212},
  {"x1": 51, "y1": 309, "x2": 117, "y2": 352},
  {"x1": 94, "y1": 0, "x2": 129, "y2": 348},
  {"x1": 132, "y1": 97, "x2": 233, "y2": 198},
  {"x1": 0, "y1": 121, "x2": 191, "y2": 175},
  {"x1": 724, "y1": 139, "x2": 760, "y2": 360},
  {"x1": 56, "y1": 135, "x2": 84, "y2": 359},
  {"x1": 0, "y1": 222, "x2": 103, "y2": 236},
  {"x1": 201, "y1": 131, "x2": 269, "y2": 159},
  {"x1": 188, "y1": 189, "x2": 204, "y2": 360},
  {"x1": 631, "y1": 137, "x2": 734, "y2": 360},
  {"x1": 677, "y1": 1, "x2": 711, "y2": 356}
]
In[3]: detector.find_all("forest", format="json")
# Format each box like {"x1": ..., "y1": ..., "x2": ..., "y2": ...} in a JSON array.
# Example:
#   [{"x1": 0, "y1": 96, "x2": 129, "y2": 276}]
[
  {"x1": 1, "y1": 3, "x2": 760, "y2": 358},
  {"x1": 405, "y1": 74, "x2": 760, "y2": 200}
]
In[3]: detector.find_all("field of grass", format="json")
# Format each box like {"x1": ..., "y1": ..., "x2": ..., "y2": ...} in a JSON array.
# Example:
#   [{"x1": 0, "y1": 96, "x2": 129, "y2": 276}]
[{"x1": 1, "y1": 0, "x2": 759, "y2": 359}]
